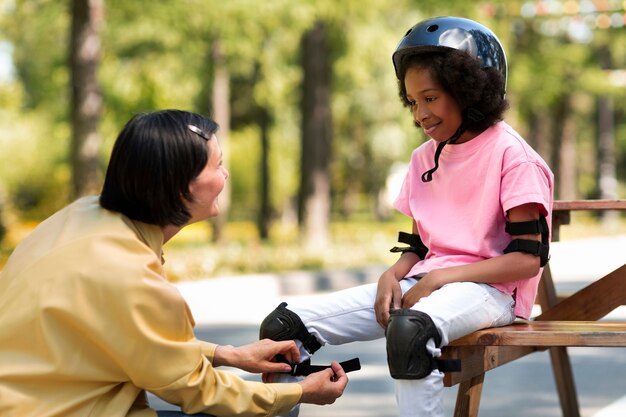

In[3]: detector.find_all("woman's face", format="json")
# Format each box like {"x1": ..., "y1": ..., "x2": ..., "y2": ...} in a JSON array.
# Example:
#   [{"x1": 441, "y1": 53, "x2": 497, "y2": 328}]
[
  {"x1": 186, "y1": 135, "x2": 229, "y2": 222},
  {"x1": 404, "y1": 65, "x2": 472, "y2": 144}
]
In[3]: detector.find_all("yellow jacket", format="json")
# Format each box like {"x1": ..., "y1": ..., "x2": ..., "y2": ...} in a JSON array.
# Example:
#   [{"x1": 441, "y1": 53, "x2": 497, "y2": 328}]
[{"x1": 0, "y1": 197, "x2": 301, "y2": 417}]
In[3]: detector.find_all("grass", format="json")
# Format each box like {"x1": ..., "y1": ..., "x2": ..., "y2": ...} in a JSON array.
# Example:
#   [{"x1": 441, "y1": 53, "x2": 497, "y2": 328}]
[{"x1": 160, "y1": 219, "x2": 405, "y2": 282}]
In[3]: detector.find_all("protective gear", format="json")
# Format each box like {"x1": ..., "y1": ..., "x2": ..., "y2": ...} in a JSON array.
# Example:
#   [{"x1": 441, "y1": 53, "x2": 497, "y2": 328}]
[
  {"x1": 259, "y1": 302, "x2": 321, "y2": 354},
  {"x1": 386, "y1": 309, "x2": 460, "y2": 379},
  {"x1": 390, "y1": 231, "x2": 429, "y2": 259},
  {"x1": 504, "y1": 215, "x2": 550, "y2": 266},
  {"x1": 392, "y1": 16, "x2": 507, "y2": 87}
]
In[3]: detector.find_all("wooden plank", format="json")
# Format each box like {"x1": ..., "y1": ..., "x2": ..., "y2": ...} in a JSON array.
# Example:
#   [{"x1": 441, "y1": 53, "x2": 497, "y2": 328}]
[
  {"x1": 449, "y1": 321, "x2": 626, "y2": 347},
  {"x1": 537, "y1": 253, "x2": 579, "y2": 417},
  {"x1": 549, "y1": 347, "x2": 580, "y2": 417},
  {"x1": 442, "y1": 345, "x2": 537, "y2": 387},
  {"x1": 553, "y1": 199, "x2": 626, "y2": 211},
  {"x1": 536, "y1": 264, "x2": 626, "y2": 321},
  {"x1": 453, "y1": 374, "x2": 485, "y2": 417}
]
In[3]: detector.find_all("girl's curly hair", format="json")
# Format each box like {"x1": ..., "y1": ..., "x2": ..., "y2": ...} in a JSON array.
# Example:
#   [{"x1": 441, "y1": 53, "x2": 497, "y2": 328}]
[{"x1": 397, "y1": 49, "x2": 509, "y2": 133}]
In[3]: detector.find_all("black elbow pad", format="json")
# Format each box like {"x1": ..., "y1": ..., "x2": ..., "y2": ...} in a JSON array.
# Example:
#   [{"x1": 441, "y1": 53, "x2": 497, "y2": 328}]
[
  {"x1": 390, "y1": 232, "x2": 428, "y2": 259},
  {"x1": 503, "y1": 215, "x2": 550, "y2": 266}
]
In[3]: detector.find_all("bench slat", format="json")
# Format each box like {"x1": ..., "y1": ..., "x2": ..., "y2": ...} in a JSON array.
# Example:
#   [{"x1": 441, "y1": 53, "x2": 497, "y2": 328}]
[
  {"x1": 448, "y1": 321, "x2": 626, "y2": 347},
  {"x1": 553, "y1": 200, "x2": 626, "y2": 211}
]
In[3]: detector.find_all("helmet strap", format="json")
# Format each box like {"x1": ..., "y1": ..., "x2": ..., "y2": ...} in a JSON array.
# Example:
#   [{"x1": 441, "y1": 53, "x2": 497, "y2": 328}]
[{"x1": 420, "y1": 108, "x2": 484, "y2": 183}]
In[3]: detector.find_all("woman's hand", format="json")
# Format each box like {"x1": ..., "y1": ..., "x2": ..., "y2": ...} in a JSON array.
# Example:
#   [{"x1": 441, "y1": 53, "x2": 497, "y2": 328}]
[
  {"x1": 298, "y1": 361, "x2": 348, "y2": 405},
  {"x1": 375, "y1": 270, "x2": 403, "y2": 328},
  {"x1": 213, "y1": 339, "x2": 299, "y2": 374},
  {"x1": 401, "y1": 270, "x2": 444, "y2": 309}
]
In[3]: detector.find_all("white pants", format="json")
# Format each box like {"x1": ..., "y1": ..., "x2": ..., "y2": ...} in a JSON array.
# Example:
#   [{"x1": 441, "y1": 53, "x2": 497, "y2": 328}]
[{"x1": 273, "y1": 277, "x2": 516, "y2": 417}]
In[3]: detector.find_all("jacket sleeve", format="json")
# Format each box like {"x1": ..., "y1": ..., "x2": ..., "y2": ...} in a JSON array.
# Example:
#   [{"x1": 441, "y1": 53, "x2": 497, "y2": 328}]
[{"x1": 89, "y1": 235, "x2": 302, "y2": 417}]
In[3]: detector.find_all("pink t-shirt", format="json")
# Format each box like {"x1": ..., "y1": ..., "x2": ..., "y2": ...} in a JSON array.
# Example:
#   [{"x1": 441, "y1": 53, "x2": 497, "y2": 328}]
[{"x1": 394, "y1": 121, "x2": 554, "y2": 319}]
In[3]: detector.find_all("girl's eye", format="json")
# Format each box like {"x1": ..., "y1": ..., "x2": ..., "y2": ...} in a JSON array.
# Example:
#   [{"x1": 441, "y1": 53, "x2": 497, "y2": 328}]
[{"x1": 425, "y1": 96, "x2": 436, "y2": 103}]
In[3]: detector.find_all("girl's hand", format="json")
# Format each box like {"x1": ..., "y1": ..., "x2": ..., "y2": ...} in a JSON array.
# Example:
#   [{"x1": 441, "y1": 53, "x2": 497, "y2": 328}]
[
  {"x1": 375, "y1": 270, "x2": 403, "y2": 328},
  {"x1": 401, "y1": 270, "x2": 444, "y2": 309}
]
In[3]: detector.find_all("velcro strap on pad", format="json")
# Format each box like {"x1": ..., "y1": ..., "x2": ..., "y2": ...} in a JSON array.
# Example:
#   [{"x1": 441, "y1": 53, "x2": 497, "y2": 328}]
[
  {"x1": 288, "y1": 357, "x2": 361, "y2": 376},
  {"x1": 504, "y1": 215, "x2": 550, "y2": 267},
  {"x1": 437, "y1": 358, "x2": 461, "y2": 372},
  {"x1": 504, "y1": 239, "x2": 550, "y2": 267},
  {"x1": 398, "y1": 231, "x2": 421, "y2": 246},
  {"x1": 505, "y1": 217, "x2": 548, "y2": 235},
  {"x1": 390, "y1": 232, "x2": 428, "y2": 259}
]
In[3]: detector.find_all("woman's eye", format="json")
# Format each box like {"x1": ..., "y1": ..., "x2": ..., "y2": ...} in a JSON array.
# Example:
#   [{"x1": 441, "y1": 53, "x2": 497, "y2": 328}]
[{"x1": 425, "y1": 96, "x2": 436, "y2": 102}]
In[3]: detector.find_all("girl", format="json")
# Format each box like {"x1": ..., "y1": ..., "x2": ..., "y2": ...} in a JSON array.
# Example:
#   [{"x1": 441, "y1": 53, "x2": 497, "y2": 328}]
[{"x1": 260, "y1": 16, "x2": 554, "y2": 417}]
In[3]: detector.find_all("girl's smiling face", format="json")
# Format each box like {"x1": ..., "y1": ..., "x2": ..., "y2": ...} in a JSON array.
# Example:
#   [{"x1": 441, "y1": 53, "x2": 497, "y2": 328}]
[{"x1": 404, "y1": 65, "x2": 474, "y2": 144}]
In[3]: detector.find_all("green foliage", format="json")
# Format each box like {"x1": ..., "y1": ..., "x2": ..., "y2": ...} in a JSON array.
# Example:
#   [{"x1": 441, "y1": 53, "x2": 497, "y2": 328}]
[
  {"x1": 162, "y1": 218, "x2": 405, "y2": 281},
  {"x1": 0, "y1": 0, "x2": 625, "y2": 235},
  {"x1": 0, "y1": 108, "x2": 70, "y2": 219},
  {"x1": 101, "y1": 0, "x2": 205, "y2": 122}
]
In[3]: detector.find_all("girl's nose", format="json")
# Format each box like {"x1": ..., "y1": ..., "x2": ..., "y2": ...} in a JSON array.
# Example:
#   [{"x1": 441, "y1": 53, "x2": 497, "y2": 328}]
[{"x1": 416, "y1": 105, "x2": 431, "y2": 124}]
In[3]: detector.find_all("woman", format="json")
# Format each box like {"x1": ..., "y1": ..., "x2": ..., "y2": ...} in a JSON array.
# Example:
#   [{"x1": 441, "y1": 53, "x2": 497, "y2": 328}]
[{"x1": 0, "y1": 110, "x2": 347, "y2": 417}]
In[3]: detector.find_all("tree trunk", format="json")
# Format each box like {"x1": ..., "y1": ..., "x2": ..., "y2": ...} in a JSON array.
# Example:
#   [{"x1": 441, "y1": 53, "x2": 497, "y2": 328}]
[
  {"x1": 69, "y1": 0, "x2": 103, "y2": 198},
  {"x1": 597, "y1": 44, "x2": 618, "y2": 226},
  {"x1": 550, "y1": 94, "x2": 575, "y2": 200},
  {"x1": 558, "y1": 114, "x2": 577, "y2": 200},
  {"x1": 210, "y1": 38, "x2": 231, "y2": 243},
  {"x1": 528, "y1": 111, "x2": 552, "y2": 163},
  {"x1": 298, "y1": 21, "x2": 332, "y2": 250},
  {"x1": 0, "y1": 202, "x2": 5, "y2": 245},
  {"x1": 258, "y1": 108, "x2": 271, "y2": 240}
]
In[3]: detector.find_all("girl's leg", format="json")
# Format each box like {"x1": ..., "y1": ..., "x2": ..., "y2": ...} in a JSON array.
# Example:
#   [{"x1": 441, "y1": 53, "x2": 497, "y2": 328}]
[
  {"x1": 265, "y1": 283, "x2": 384, "y2": 416},
  {"x1": 394, "y1": 281, "x2": 516, "y2": 417},
  {"x1": 288, "y1": 282, "x2": 386, "y2": 346}
]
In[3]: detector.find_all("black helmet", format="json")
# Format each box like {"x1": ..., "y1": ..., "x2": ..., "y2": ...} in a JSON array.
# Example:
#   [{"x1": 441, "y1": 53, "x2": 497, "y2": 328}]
[
  {"x1": 393, "y1": 17, "x2": 507, "y2": 183},
  {"x1": 392, "y1": 16, "x2": 507, "y2": 89}
]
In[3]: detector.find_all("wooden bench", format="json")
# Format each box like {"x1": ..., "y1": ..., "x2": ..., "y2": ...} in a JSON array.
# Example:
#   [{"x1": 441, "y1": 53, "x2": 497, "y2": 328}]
[{"x1": 441, "y1": 200, "x2": 626, "y2": 417}]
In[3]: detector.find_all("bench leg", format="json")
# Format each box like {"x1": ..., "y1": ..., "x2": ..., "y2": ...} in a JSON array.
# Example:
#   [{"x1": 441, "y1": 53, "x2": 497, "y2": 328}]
[
  {"x1": 549, "y1": 347, "x2": 580, "y2": 417},
  {"x1": 453, "y1": 373, "x2": 485, "y2": 417}
]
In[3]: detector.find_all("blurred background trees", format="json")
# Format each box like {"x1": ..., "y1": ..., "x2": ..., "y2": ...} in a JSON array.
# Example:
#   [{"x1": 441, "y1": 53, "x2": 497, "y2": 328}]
[{"x1": 1, "y1": 0, "x2": 625, "y2": 274}]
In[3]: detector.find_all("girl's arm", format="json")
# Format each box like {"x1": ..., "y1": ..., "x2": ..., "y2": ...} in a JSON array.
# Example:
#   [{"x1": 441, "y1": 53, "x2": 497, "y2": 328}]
[
  {"x1": 375, "y1": 220, "x2": 421, "y2": 327},
  {"x1": 401, "y1": 203, "x2": 543, "y2": 308}
]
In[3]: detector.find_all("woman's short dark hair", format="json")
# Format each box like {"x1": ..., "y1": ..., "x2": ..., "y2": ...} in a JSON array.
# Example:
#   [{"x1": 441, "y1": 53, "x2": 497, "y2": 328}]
[
  {"x1": 397, "y1": 49, "x2": 509, "y2": 133},
  {"x1": 99, "y1": 110, "x2": 219, "y2": 227}
]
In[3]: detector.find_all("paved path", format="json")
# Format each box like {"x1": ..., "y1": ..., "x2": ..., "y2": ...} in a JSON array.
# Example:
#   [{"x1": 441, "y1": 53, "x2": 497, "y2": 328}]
[{"x1": 148, "y1": 235, "x2": 626, "y2": 416}]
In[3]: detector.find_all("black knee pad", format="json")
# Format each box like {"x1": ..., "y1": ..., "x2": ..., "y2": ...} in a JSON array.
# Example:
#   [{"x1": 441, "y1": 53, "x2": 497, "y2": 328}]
[
  {"x1": 385, "y1": 309, "x2": 442, "y2": 379},
  {"x1": 259, "y1": 302, "x2": 321, "y2": 354}
]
